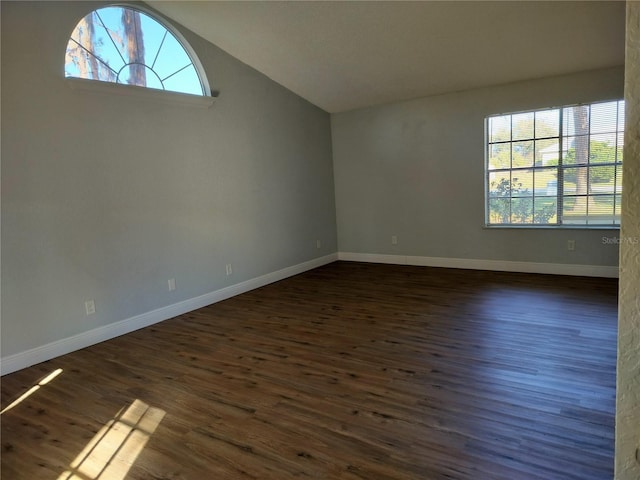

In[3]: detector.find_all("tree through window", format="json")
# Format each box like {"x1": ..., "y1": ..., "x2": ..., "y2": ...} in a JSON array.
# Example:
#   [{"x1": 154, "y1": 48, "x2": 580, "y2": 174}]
[{"x1": 65, "y1": 5, "x2": 209, "y2": 96}]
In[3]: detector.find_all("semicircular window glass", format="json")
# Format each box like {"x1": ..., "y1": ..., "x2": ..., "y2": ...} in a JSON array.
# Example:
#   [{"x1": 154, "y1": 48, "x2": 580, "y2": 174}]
[{"x1": 65, "y1": 5, "x2": 208, "y2": 96}]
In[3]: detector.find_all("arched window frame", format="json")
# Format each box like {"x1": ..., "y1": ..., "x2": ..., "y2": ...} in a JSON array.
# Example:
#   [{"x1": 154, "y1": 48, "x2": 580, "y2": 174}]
[{"x1": 64, "y1": 3, "x2": 214, "y2": 107}]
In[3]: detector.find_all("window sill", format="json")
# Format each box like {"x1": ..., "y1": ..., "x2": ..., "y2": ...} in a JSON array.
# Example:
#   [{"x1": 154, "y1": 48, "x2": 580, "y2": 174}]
[
  {"x1": 483, "y1": 224, "x2": 620, "y2": 230},
  {"x1": 65, "y1": 77, "x2": 217, "y2": 108}
]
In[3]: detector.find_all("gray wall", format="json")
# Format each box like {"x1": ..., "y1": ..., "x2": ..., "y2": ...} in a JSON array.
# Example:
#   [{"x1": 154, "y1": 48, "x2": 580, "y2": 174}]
[
  {"x1": 332, "y1": 67, "x2": 624, "y2": 266},
  {"x1": 1, "y1": 1, "x2": 337, "y2": 358}
]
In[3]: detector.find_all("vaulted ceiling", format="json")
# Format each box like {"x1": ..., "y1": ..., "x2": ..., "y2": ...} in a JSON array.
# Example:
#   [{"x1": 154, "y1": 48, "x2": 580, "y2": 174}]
[{"x1": 148, "y1": 1, "x2": 626, "y2": 113}]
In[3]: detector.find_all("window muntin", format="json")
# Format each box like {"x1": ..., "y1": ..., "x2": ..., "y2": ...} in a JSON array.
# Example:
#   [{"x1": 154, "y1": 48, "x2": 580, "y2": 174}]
[
  {"x1": 486, "y1": 100, "x2": 624, "y2": 227},
  {"x1": 65, "y1": 5, "x2": 208, "y2": 96}
]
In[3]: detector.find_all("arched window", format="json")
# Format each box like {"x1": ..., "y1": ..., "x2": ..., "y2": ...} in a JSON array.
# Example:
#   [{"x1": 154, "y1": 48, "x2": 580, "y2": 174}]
[{"x1": 65, "y1": 5, "x2": 210, "y2": 97}]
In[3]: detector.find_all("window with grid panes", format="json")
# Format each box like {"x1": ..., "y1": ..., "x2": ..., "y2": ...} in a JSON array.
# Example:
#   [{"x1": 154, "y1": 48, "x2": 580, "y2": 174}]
[{"x1": 486, "y1": 100, "x2": 624, "y2": 226}]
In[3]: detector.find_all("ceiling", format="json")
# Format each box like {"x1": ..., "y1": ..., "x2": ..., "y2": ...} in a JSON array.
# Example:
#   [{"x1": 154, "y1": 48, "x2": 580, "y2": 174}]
[{"x1": 148, "y1": 1, "x2": 626, "y2": 113}]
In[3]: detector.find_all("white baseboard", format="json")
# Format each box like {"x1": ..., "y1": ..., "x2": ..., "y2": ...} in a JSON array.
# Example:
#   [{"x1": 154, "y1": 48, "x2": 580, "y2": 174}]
[
  {"x1": 338, "y1": 252, "x2": 619, "y2": 278},
  {"x1": 0, "y1": 254, "x2": 338, "y2": 376}
]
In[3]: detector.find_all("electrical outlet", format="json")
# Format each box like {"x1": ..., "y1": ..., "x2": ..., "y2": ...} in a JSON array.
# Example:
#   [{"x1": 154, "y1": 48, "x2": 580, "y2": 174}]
[
  {"x1": 226, "y1": 264, "x2": 233, "y2": 276},
  {"x1": 168, "y1": 278, "x2": 176, "y2": 291},
  {"x1": 85, "y1": 300, "x2": 96, "y2": 315},
  {"x1": 567, "y1": 240, "x2": 576, "y2": 251},
  {"x1": 391, "y1": 235, "x2": 398, "y2": 245},
  {"x1": 316, "y1": 240, "x2": 322, "y2": 249}
]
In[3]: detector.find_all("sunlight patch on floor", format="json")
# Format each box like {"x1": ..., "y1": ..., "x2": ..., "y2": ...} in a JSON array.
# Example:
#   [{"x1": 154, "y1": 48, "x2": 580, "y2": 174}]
[
  {"x1": 1, "y1": 368, "x2": 63, "y2": 414},
  {"x1": 57, "y1": 399, "x2": 165, "y2": 480}
]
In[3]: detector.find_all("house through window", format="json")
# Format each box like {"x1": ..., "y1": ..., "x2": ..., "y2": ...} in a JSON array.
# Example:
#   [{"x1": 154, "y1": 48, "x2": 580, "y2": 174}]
[
  {"x1": 486, "y1": 99, "x2": 625, "y2": 226},
  {"x1": 65, "y1": 5, "x2": 209, "y2": 96}
]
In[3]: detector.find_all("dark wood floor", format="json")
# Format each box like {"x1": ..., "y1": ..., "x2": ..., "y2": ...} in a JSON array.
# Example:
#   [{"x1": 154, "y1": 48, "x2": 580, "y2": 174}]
[{"x1": 1, "y1": 262, "x2": 618, "y2": 480}]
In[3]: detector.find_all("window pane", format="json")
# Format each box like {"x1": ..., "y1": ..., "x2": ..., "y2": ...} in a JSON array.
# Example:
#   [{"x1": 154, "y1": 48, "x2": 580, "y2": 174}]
[
  {"x1": 84, "y1": 14, "x2": 123, "y2": 79},
  {"x1": 162, "y1": 64, "x2": 203, "y2": 96},
  {"x1": 137, "y1": 11, "x2": 168, "y2": 68},
  {"x1": 617, "y1": 132, "x2": 625, "y2": 162},
  {"x1": 488, "y1": 171, "x2": 511, "y2": 197},
  {"x1": 95, "y1": 7, "x2": 132, "y2": 64},
  {"x1": 154, "y1": 33, "x2": 193, "y2": 81},
  {"x1": 562, "y1": 166, "x2": 588, "y2": 195},
  {"x1": 534, "y1": 168, "x2": 557, "y2": 195},
  {"x1": 488, "y1": 144, "x2": 511, "y2": 170},
  {"x1": 65, "y1": 48, "x2": 102, "y2": 80},
  {"x1": 489, "y1": 115, "x2": 511, "y2": 143},
  {"x1": 511, "y1": 170, "x2": 533, "y2": 197},
  {"x1": 590, "y1": 101, "x2": 619, "y2": 134},
  {"x1": 590, "y1": 134, "x2": 617, "y2": 164},
  {"x1": 590, "y1": 166, "x2": 615, "y2": 193},
  {"x1": 590, "y1": 195, "x2": 616, "y2": 223},
  {"x1": 617, "y1": 101, "x2": 626, "y2": 131},
  {"x1": 562, "y1": 108, "x2": 571, "y2": 137},
  {"x1": 489, "y1": 198, "x2": 511, "y2": 224},
  {"x1": 510, "y1": 197, "x2": 533, "y2": 223},
  {"x1": 535, "y1": 109, "x2": 559, "y2": 138},
  {"x1": 512, "y1": 112, "x2": 534, "y2": 140},
  {"x1": 512, "y1": 141, "x2": 534, "y2": 167},
  {"x1": 616, "y1": 166, "x2": 624, "y2": 193},
  {"x1": 563, "y1": 105, "x2": 590, "y2": 137},
  {"x1": 533, "y1": 197, "x2": 557, "y2": 224},
  {"x1": 67, "y1": 14, "x2": 118, "y2": 82},
  {"x1": 560, "y1": 141, "x2": 572, "y2": 165},
  {"x1": 562, "y1": 196, "x2": 587, "y2": 225},
  {"x1": 535, "y1": 138, "x2": 559, "y2": 166}
]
